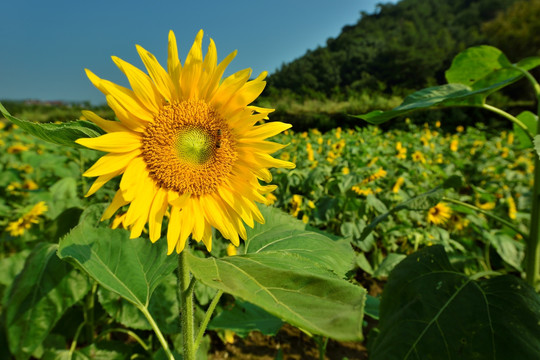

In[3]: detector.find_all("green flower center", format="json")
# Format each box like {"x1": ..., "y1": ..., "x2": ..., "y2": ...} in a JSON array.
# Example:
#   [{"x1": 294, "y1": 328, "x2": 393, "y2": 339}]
[{"x1": 175, "y1": 127, "x2": 213, "y2": 165}]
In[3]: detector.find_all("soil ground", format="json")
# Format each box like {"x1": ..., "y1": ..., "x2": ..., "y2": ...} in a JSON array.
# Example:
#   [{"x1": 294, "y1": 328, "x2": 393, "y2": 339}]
[{"x1": 208, "y1": 324, "x2": 368, "y2": 360}]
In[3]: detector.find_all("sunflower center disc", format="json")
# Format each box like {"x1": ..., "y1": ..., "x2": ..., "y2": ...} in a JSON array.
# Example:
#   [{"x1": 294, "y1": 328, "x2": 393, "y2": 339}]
[
  {"x1": 141, "y1": 100, "x2": 237, "y2": 196},
  {"x1": 175, "y1": 127, "x2": 213, "y2": 165}
]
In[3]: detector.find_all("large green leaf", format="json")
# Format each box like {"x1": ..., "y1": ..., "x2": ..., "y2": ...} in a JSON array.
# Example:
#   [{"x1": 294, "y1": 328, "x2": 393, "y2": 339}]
[
  {"x1": 370, "y1": 245, "x2": 540, "y2": 360},
  {"x1": 189, "y1": 206, "x2": 365, "y2": 341},
  {"x1": 57, "y1": 205, "x2": 177, "y2": 309},
  {"x1": 208, "y1": 299, "x2": 284, "y2": 337},
  {"x1": 514, "y1": 111, "x2": 537, "y2": 149},
  {"x1": 5, "y1": 243, "x2": 90, "y2": 360},
  {"x1": 244, "y1": 206, "x2": 354, "y2": 278},
  {"x1": 444, "y1": 46, "x2": 512, "y2": 85},
  {"x1": 0, "y1": 101, "x2": 103, "y2": 149},
  {"x1": 356, "y1": 46, "x2": 540, "y2": 125},
  {"x1": 97, "y1": 273, "x2": 179, "y2": 334}
]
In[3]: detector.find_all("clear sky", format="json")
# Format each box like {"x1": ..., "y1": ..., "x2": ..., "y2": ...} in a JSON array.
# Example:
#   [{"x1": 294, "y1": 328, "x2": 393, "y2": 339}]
[{"x1": 1, "y1": 0, "x2": 394, "y2": 105}]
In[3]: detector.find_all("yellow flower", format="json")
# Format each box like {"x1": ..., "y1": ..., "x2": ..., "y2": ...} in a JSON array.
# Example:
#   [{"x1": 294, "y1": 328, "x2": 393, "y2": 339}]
[
  {"x1": 342, "y1": 167, "x2": 350, "y2": 175},
  {"x1": 427, "y1": 203, "x2": 452, "y2": 225},
  {"x1": 76, "y1": 30, "x2": 295, "y2": 254},
  {"x1": 291, "y1": 195, "x2": 303, "y2": 217},
  {"x1": 450, "y1": 139, "x2": 459, "y2": 152},
  {"x1": 7, "y1": 144, "x2": 29, "y2": 154},
  {"x1": 411, "y1": 151, "x2": 426, "y2": 164},
  {"x1": 507, "y1": 197, "x2": 517, "y2": 220},
  {"x1": 456, "y1": 125, "x2": 464, "y2": 133},
  {"x1": 23, "y1": 179, "x2": 39, "y2": 190},
  {"x1": 507, "y1": 132, "x2": 514, "y2": 145},
  {"x1": 6, "y1": 201, "x2": 48, "y2": 236},
  {"x1": 475, "y1": 200, "x2": 496, "y2": 210},
  {"x1": 302, "y1": 214, "x2": 309, "y2": 224},
  {"x1": 307, "y1": 200, "x2": 316, "y2": 209},
  {"x1": 435, "y1": 121, "x2": 441, "y2": 128},
  {"x1": 392, "y1": 177, "x2": 405, "y2": 193},
  {"x1": 396, "y1": 142, "x2": 407, "y2": 160},
  {"x1": 28, "y1": 201, "x2": 48, "y2": 217},
  {"x1": 306, "y1": 143, "x2": 314, "y2": 162},
  {"x1": 352, "y1": 186, "x2": 372, "y2": 196},
  {"x1": 224, "y1": 329, "x2": 235, "y2": 344}
]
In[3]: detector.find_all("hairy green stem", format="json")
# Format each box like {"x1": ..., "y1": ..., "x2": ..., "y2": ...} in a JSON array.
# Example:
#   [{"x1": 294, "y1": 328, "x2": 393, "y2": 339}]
[
  {"x1": 515, "y1": 65, "x2": 540, "y2": 290},
  {"x1": 480, "y1": 103, "x2": 534, "y2": 140},
  {"x1": 179, "y1": 249, "x2": 195, "y2": 360},
  {"x1": 441, "y1": 197, "x2": 528, "y2": 239},
  {"x1": 194, "y1": 289, "x2": 224, "y2": 352}
]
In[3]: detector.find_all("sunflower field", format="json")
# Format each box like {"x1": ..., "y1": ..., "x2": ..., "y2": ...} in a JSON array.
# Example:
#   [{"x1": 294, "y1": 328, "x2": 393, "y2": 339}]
[{"x1": 1, "y1": 38, "x2": 540, "y2": 360}]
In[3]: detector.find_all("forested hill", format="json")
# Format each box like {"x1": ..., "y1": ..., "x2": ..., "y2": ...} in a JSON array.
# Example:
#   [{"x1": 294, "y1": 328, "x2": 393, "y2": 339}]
[{"x1": 265, "y1": 0, "x2": 532, "y2": 98}]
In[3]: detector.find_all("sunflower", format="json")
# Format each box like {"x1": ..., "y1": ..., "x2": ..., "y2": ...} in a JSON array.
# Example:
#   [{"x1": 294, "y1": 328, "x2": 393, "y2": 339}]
[
  {"x1": 76, "y1": 30, "x2": 295, "y2": 254},
  {"x1": 427, "y1": 203, "x2": 452, "y2": 225}
]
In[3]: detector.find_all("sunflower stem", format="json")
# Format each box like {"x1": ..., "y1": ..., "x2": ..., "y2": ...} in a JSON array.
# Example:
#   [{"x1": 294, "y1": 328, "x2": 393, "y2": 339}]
[
  {"x1": 514, "y1": 65, "x2": 540, "y2": 290},
  {"x1": 178, "y1": 248, "x2": 195, "y2": 360}
]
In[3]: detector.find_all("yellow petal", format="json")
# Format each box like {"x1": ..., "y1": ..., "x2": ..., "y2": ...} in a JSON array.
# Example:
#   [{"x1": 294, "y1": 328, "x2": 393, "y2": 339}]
[
  {"x1": 220, "y1": 73, "x2": 267, "y2": 117},
  {"x1": 168, "y1": 30, "x2": 182, "y2": 94},
  {"x1": 101, "y1": 190, "x2": 129, "y2": 220},
  {"x1": 191, "y1": 199, "x2": 205, "y2": 241},
  {"x1": 112, "y1": 56, "x2": 161, "y2": 114},
  {"x1": 180, "y1": 30, "x2": 204, "y2": 99},
  {"x1": 210, "y1": 68, "x2": 251, "y2": 110},
  {"x1": 119, "y1": 157, "x2": 147, "y2": 201},
  {"x1": 83, "y1": 150, "x2": 140, "y2": 177},
  {"x1": 82, "y1": 110, "x2": 126, "y2": 133},
  {"x1": 167, "y1": 206, "x2": 181, "y2": 255},
  {"x1": 85, "y1": 69, "x2": 154, "y2": 122},
  {"x1": 243, "y1": 122, "x2": 292, "y2": 141},
  {"x1": 178, "y1": 202, "x2": 196, "y2": 251},
  {"x1": 148, "y1": 188, "x2": 168, "y2": 242},
  {"x1": 76, "y1": 131, "x2": 141, "y2": 152},
  {"x1": 106, "y1": 95, "x2": 147, "y2": 132},
  {"x1": 202, "y1": 49, "x2": 237, "y2": 100},
  {"x1": 85, "y1": 169, "x2": 123, "y2": 197},
  {"x1": 237, "y1": 140, "x2": 288, "y2": 154},
  {"x1": 136, "y1": 44, "x2": 176, "y2": 102},
  {"x1": 201, "y1": 222, "x2": 213, "y2": 252}
]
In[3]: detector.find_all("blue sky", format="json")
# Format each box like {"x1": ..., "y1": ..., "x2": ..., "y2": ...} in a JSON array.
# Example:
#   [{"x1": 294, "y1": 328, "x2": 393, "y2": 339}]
[{"x1": 1, "y1": 0, "x2": 394, "y2": 105}]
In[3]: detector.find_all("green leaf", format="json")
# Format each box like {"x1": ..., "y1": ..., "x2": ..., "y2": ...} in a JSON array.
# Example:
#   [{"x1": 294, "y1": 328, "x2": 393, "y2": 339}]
[
  {"x1": 244, "y1": 206, "x2": 355, "y2": 278},
  {"x1": 370, "y1": 245, "x2": 540, "y2": 360},
  {"x1": 445, "y1": 46, "x2": 511, "y2": 85},
  {"x1": 208, "y1": 299, "x2": 284, "y2": 337},
  {"x1": 356, "y1": 46, "x2": 533, "y2": 125},
  {"x1": 5, "y1": 243, "x2": 90, "y2": 360},
  {"x1": 365, "y1": 295, "x2": 380, "y2": 320},
  {"x1": 373, "y1": 253, "x2": 406, "y2": 279},
  {"x1": 188, "y1": 252, "x2": 365, "y2": 341},
  {"x1": 0, "y1": 110, "x2": 104, "y2": 149},
  {"x1": 514, "y1": 111, "x2": 537, "y2": 149},
  {"x1": 534, "y1": 135, "x2": 540, "y2": 160},
  {"x1": 57, "y1": 206, "x2": 177, "y2": 309},
  {"x1": 189, "y1": 207, "x2": 365, "y2": 341},
  {"x1": 483, "y1": 232, "x2": 525, "y2": 271},
  {"x1": 98, "y1": 273, "x2": 179, "y2": 334},
  {"x1": 516, "y1": 56, "x2": 540, "y2": 72}
]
